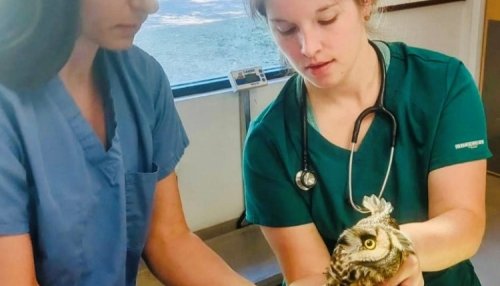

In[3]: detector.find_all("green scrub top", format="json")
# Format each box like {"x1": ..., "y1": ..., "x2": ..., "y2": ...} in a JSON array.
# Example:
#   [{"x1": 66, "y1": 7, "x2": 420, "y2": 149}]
[{"x1": 243, "y1": 42, "x2": 491, "y2": 286}]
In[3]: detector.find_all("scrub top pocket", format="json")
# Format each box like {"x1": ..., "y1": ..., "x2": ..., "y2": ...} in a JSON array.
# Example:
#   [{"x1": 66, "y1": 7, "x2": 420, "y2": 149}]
[{"x1": 124, "y1": 163, "x2": 159, "y2": 250}]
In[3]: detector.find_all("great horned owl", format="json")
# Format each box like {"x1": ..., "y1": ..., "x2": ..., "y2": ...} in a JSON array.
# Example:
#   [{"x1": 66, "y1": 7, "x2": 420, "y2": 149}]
[{"x1": 325, "y1": 195, "x2": 414, "y2": 286}]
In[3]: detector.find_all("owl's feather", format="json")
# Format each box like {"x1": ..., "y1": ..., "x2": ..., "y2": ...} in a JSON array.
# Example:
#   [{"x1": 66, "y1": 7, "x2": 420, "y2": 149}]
[{"x1": 324, "y1": 195, "x2": 414, "y2": 286}]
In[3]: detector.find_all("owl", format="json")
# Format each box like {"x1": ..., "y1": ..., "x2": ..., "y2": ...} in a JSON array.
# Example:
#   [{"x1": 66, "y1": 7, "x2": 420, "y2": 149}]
[{"x1": 324, "y1": 195, "x2": 414, "y2": 286}]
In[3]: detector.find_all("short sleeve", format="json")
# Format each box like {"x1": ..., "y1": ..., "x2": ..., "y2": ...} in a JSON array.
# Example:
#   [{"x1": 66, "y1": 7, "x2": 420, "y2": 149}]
[
  {"x1": 243, "y1": 124, "x2": 312, "y2": 227},
  {"x1": 429, "y1": 60, "x2": 492, "y2": 170},
  {"x1": 150, "y1": 63, "x2": 189, "y2": 180},
  {"x1": 0, "y1": 93, "x2": 30, "y2": 235}
]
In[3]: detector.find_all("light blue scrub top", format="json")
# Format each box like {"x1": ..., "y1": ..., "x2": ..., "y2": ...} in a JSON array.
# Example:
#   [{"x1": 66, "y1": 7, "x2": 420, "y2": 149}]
[{"x1": 0, "y1": 46, "x2": 189, "y2": 285}]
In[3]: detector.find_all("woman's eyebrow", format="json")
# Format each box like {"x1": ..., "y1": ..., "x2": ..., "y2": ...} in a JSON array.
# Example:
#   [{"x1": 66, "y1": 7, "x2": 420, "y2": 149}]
[
  {"x1": 269, "y1": 2, "x2": 339, "y2": 22},
  {"x1": 317, "y1": 3, "x2": 338, "y2": 14}
]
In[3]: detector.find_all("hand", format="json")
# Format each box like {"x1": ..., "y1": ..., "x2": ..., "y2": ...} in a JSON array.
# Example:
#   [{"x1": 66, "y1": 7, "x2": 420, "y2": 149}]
[
  {"x1": 381, "y1": 254, "x2": 424, "y2": 286},
  {"x1": 289, "y1": 273, "x2": 326, "y2": 286}
]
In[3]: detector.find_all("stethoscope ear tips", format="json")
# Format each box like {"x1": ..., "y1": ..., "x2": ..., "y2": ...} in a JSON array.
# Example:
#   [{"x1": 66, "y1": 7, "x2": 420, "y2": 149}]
[{"x1": 295, "y1": 170, "x2": 317, "y2": 191}]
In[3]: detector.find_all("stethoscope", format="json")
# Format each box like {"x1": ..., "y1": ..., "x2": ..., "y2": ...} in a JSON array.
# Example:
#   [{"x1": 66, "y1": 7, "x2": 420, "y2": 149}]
[{"x1": 295, "y1": 40, "x2": 398, "y2": 214}]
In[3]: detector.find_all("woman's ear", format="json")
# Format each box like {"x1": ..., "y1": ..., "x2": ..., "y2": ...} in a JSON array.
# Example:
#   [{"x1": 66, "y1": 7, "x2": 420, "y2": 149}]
[{"x1": 361, "y1": 0, "x2": 374, "y2": 21}]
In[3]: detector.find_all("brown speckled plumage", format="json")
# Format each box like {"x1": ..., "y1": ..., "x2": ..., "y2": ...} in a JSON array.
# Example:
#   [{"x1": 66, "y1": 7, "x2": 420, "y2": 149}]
[{"x1": 325, "y1": 195, "x2": 414, "y2": 286}]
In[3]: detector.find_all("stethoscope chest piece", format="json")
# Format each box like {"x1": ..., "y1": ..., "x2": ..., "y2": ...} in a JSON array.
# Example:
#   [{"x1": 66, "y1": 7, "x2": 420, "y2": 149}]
[{"x1": 295, "y1": 169, "x2": 317, "y2": 191}]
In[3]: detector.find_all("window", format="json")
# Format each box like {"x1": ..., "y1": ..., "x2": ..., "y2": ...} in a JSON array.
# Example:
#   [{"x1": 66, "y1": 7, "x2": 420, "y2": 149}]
[{"x1": 134, "y1": 0, "x2": 282, "y2": 91}]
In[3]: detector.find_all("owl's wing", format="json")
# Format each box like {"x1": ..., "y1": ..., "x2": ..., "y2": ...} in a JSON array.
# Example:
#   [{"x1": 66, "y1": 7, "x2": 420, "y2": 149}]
[{"x1": 391, "y1": 227, "x2": 416, "y2": 253}]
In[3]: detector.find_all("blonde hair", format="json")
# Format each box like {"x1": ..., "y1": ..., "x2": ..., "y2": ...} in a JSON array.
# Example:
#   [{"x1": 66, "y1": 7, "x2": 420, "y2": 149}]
[{"x1": 247, "y1": 0, "x2": 381, "y2": 27}]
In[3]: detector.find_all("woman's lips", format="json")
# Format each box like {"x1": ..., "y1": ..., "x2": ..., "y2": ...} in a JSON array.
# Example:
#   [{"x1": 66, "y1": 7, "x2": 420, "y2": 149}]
[{"x1": 306, "y1": 59, "x2": 334, "y2": 75}]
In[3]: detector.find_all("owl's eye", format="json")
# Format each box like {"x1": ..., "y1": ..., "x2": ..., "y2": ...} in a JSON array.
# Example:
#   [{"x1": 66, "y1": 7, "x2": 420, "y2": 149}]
[{"x1": 363, "y1": 238, "x2": 376, "y2": 250}]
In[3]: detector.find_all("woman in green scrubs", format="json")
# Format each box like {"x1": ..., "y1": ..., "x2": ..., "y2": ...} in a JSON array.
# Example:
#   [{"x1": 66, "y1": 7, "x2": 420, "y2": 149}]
[{"x1": 243, "y1": 0, "x2": 491, "y2": 285}]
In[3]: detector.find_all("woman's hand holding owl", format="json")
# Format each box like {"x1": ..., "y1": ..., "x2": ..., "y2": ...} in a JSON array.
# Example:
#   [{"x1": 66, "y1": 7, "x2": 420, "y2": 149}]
[{"x1": 381, "y1": 254, "x2": 423, "y2": 286}]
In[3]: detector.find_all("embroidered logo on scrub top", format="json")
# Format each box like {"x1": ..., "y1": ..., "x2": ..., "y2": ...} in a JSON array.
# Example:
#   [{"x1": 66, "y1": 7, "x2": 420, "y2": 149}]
[{"x1": 455, "y1": 139, "x2": 485, "y2": 150}]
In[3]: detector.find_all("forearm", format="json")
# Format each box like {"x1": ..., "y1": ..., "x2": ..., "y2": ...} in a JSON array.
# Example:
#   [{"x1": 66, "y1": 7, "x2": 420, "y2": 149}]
[
  {"x1": 401, "y1": 208, "x2": 485, "y2": 272},
  {"x1": 144, "y1": 231, "x2": 254, "y2": 286},
  {"x1": 289, "y1": 274, "x2": 326, "y2": 286},
  {"x1": 0, "y1": 234, "x2": 39, "y2": 286}
]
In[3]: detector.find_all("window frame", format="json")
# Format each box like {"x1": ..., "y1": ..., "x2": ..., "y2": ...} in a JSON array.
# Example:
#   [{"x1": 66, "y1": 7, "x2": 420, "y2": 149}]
[{"x1": 171, "y1": 66, "x2": 290, "y2": 98}]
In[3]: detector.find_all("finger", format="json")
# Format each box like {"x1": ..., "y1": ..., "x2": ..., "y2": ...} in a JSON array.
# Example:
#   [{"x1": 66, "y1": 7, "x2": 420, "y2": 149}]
[
  {"x1": 400, "y1": 274, "x2": 424, "y2": 286},
  {"x1": 382, "y1": 255, "x2": 420, "y2": 286}
]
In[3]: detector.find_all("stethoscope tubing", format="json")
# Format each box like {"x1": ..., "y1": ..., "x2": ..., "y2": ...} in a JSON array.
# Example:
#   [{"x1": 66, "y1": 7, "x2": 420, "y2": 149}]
[
  {"x1": 297, "y1": 40, "x2": 398, "y2": 213},
  {"x1": 348, "y1": 144, "x2": 395, "y2": 213}
]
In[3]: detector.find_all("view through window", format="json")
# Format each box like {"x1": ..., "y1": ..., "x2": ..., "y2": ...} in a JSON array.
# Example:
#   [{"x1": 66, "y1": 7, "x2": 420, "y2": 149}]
[{"x1": 134, "y1": 0, "x2": 281, "y2": 85}]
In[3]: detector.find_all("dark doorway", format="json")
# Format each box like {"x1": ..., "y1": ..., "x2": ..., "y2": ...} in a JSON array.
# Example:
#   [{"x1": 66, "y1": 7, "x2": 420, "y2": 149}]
[{"x1": 483, "y1": 20, "x2": 500, "y2": 174}]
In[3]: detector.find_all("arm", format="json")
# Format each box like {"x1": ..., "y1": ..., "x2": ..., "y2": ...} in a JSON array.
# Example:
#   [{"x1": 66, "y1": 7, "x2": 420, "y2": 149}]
[
  {"x1": 260, "y1": 223, "x2": 330, "y2": 285},
  {"x1": 381, "y1": 160, "x2": 485, "y2": 286},
  {"x1": 400, "y1": 159, "x2": 486, "y2": 271},
  {"x1": 263, "y1": 160, "x2": 486, "y2": 286},
  {"x1": 0, "y1": 234, "x2": 38, "y2": 286},
  {"x1": 260, "y1": 224, "x2": 419, "y2": 286},
  {"x1": 143, "y1": 172, "x2": 254, "y2": 286},
  {"x1": 384, "y1": 59, "x2": 489, "y2": 284}
]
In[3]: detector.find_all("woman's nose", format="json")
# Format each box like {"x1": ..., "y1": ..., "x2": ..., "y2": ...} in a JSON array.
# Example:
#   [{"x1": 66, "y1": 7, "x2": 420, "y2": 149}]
[
  {"x1": 129, "y1": 0, "x2": 159, "y2": 14},
  {"x1": 299, "y1": 28, "x2": 321, "y2": 58}
]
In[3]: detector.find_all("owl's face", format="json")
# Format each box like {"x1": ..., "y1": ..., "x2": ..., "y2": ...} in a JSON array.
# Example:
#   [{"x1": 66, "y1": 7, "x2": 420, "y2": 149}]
[
  {"x1": 336, "y1": 225, "x2": 396, "y2": 264},
  {"x1": 325, "y1": 196, "x2": 415, "y2": 286}
]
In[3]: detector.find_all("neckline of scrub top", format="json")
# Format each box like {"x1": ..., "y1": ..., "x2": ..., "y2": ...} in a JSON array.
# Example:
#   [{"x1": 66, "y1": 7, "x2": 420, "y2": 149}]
[
  {"x1": 291, "y1": 45, "x2": 394, "y2": 157},
  {"x1": 306, "y1": 40, "x2": 391, "y2": 134},
  {"x1": 309, "y1": 105, "x2": 384, "y2": 157},
  {"x1": 47, "y1": 75, "x2": 121, "y2": 165}
]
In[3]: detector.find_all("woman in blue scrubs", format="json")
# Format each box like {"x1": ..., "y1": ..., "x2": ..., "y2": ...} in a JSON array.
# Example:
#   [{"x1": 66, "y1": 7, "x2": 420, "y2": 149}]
[
  {"x1": 243, "y1": 0, "x2": 491, "y2": 285},
  {"x1": 0, "y1": 1, "x2": 254, "y2": 285}
]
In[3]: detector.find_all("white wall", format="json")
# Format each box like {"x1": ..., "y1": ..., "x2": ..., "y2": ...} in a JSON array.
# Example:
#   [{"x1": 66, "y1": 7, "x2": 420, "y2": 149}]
[
  {"x1": 376, "y1": 0, "x2": 485, "y2": 80},
  {"x1": 175, "y1": 91, "x2": 244, "y2": 231},
  {"x1": 175, "y1": 0, "x2": 486, "y2": 231}
]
